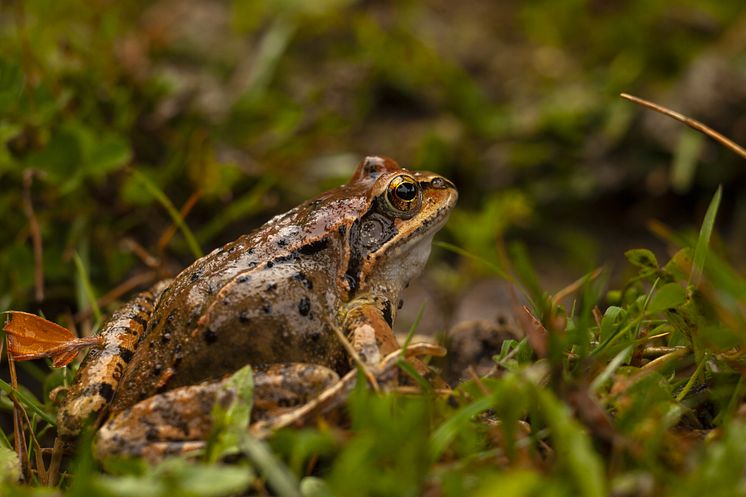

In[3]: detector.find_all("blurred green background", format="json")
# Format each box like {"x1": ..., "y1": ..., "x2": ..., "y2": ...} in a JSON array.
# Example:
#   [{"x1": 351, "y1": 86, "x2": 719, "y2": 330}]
[{"x1": 1, "y1": 0, "x2": 745, "y2": 328}]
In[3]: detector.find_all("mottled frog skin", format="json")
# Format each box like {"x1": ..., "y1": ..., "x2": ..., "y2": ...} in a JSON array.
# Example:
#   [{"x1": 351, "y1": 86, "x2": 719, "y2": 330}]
[{"x1": 56, "y1": 156, "x2": 457, "y2": 460}]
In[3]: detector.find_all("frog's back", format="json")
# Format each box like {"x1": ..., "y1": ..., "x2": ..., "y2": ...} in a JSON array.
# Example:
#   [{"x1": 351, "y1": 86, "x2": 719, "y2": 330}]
[{"x1": 109, "y1": 201, "x2": 357, "y2": 413}]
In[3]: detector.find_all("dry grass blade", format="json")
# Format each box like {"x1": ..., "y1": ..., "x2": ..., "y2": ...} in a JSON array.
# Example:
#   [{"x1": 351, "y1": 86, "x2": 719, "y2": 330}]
[{"x1": 620, "y1": 93, "x2": 746, "y2": 160}]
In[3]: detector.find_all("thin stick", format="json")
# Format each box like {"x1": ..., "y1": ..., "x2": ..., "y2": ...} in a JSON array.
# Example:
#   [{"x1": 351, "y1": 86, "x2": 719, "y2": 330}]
[
  {"x1": 620, "y1": 93, "x2": 746, "y2": 160},
  {"x1": 7, "y1": 346, "x2": 30, "y2": 481},
  {"x1": 22, "y1": 170, "x2": 44, "y2": 301},
  {"x1": 47, "y1": 438, "x2": 64, "y2": 487},
  {"x1": 74, "y1": 270, "x2": 157, "y2": 323},
  {"x1": 328, "y1": 321, "x2": 380, "y2": 393}
]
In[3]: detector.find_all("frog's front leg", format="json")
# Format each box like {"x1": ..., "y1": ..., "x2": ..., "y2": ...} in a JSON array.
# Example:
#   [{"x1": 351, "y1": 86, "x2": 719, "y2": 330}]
[
  {"x1": 249, "y1": 303, "x2": 442, "y2": 437},
  {"x1": 344, "y1": 301, "x2": 433, "y2": 382},
  {"x1": 93, "y1": 364, "x2": 339, "y2": 462},
  {"x1": 343, "y1": 302, "x2": 400, "y2": 370}
]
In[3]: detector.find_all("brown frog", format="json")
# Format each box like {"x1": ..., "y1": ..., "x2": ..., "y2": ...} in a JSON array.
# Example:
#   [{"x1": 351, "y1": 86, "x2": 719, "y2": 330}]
[{"x1": 56, "y1": 156, "x2": 457, "y2": 461}]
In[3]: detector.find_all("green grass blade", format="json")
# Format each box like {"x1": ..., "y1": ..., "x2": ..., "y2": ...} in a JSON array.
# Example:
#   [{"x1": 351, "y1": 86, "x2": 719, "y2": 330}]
[
  {"x1": 132, "y1": 169, "x2": 203, "y2": 259},
  {"x1": 73, "y1": 252, "x2": 102, "y2": 327},
  {"x1": 430, "y1": 394, "x2": 495, "y2": 460},
  {"x1": 0, "y1": 379, "x2": 55, "y2": 425},
  {"x1": 434, "y1": 241, "x2": 513, "y2": 281},
  {"x1": 401, "y1": 303, "x2": 426, "y2": 351},
  {"x1": 239, "y1": 435, "x2": 302, "y2": 497},
  {"x1": 690, "y1": 186, "x2": 722, "y2": 287}
]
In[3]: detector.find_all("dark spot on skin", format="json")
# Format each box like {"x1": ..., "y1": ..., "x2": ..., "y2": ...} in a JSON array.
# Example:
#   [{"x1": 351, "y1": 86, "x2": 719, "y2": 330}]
[
  {"x1": 97, "y1": 382, "x2": 115, "y2": 402},
  {"x1": 262, "y1": 303, "x2": 272, "y2": 314},
  {"x1": 190, "y1": 269, "x2": 203, "y2": 282},
  {"x1": 131, "y1": 314, "x2": 148, "y2": 328},
  {"x1": 398, "y1": 299, "x2": 404, "y2": 310},
  {"x1": 153, "y1": 364, "x2": 162, "y2": 376},
  {"x1": 247, "y1": 247, "x2": 256, "y2": 255},
  {"x1": 119, "y1": 348, "x2": 134, "y2": 363},
  {"x1": 275, "y1": 254, "x2": 297, "y2": 264},
  {"x1": 145, "y1": 427, "x2": 160, "y2": 442},
  {"x1": 172, "y1": 344, "x2": 183, "y2": 368},
  {"x1": 382, "y1": 301, "x2": 393, "y2": 327},
  {"x1": 308, "y1": 329, "x2": 321, "y2": 342},
  {"x1": 278, "y1": 238, "x2": 288, "y2": 247},
  {"x1": 338, "y1": 225, "x2": 346, "y2": 236},
  {"x1": 344, "y1": 274, "x2": 358, "y2": 294},
  {"x1": 223, "y1": 298, "x2": 230, "y2": 306},
  {"x1": 298, "y1": 238, "x2": 329, "y2": 256},
  {"x1": 266, "y1": 261, "x2": 274, "y2": 269},
  {"x1": 247, "y1": 261, "x2": 257, "y2": 269},
  {"x1": 150, "y1": 318, "x2": 160, "y2": 330},
  {"x1": 237, "y1": 274, "x2": 251, "y2": 284},
  {"x1": 227, "y1": 245, "x2": 238, "y2": 253},
  {"x1": 204, "y1": 328, "x2": 218, "y2": 344},
  {"x1": 266, "y1": 283, "x2": 277, "y2": 292},
  {"x1": 293, "y1": 272, "x2": 313, "y2": 289},
  {"x1": 161, "y1": 332, "x2": 171, "y2": 344},
  {"x1": 239, "y1": 311, "x2": 250, "y2": 324},
  {"x1": 298, "y1": 297, "x2": 311, "y2": 317}
]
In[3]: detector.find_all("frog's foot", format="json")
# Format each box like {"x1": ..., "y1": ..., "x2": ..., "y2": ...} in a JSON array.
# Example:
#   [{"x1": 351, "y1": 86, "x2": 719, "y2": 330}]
[
  {"x1": 250, "y1": 342, "x2": 446, "y2": 439},
  {"x1": 93, "y1": 363, "x2": 339, "y2": 462}
]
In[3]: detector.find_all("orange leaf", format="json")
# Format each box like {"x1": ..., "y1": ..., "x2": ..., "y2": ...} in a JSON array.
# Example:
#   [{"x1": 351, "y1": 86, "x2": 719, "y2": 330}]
[{"x1": 2, "y1": 311, "x2": 101, "y2": 367}]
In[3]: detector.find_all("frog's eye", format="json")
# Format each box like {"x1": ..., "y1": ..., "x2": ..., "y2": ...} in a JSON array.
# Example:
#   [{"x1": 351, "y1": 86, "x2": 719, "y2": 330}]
[{"x1": 386, "y1": 175, "x2": 421, "y2": 215}]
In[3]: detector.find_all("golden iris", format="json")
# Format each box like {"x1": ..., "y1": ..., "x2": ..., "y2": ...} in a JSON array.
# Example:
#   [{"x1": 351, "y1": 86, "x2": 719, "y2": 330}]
[{"x1": 387, "y1": 175, "x2": 420, "y2": 213}]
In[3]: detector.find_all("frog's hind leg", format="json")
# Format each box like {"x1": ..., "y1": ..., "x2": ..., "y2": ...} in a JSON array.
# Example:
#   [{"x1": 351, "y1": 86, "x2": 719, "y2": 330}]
[
  {"x1": 93, "y1": 363, "x2": 339, "y2": 462},
  {"x1": 250, "y1": 342, "x2": 446, "y2": 438},
  {"x1": 56, "y1": 281, "x2": 171, "y2": 438}
]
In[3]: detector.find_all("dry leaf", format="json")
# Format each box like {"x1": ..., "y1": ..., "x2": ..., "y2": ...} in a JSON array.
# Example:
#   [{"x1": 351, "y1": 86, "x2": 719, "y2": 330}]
[{"x1": 2, "y1": 311, "x2": 101, "y2": 367}]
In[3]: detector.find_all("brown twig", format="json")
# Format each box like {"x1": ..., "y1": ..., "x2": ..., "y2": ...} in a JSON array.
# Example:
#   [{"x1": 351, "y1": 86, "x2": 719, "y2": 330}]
[
  {"x1": 121, "y1": 238, "x2": 159, "y2": 269},
  {"x1": 22, "y1": 170, "x2": 44, "y2": 302},
  {"x1": 19, "y1": 405, "x2": 46, "y2": 485},
  {"x1": 47, "y1": 438, "x2": 64, "y2": 487},
  {"x1": 620, "y1": 93, "x2": 746, "y2": 160},
  {"x1": 466, "y1": 366, "x2": 491, "y2": 397},
  {"x1": 7, "y1": 343, "x2": 30, "y2": 481},
  {"x1": 74, "y1": 270, "x2": 157, "y2": 323}
]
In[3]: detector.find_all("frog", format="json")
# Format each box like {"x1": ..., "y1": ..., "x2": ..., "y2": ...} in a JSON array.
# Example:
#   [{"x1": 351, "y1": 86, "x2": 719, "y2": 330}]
[{"x1": 55, "y1": 156, "x2": 457, "y2": 461}]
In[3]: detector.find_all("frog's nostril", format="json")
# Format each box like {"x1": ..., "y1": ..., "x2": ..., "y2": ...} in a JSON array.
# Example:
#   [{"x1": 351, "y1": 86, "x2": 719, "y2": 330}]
[{"x1": 430, "y1": 177, "x2": 455, "y2": 190}]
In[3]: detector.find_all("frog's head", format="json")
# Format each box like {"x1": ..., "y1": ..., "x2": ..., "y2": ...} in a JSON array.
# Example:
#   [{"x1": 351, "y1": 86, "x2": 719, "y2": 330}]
[{"x1": 344, "y1": 156, "x2": 458, "y2": 299}]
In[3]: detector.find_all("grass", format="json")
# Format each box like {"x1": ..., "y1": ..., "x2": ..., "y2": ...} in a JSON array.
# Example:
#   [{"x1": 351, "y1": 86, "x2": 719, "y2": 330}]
[
  {"x1": 2, "y1": 1, "x2": 746, "y2": 495},
  {"x1": 3, "y1": 188, "x2": 746, "y2": 496}
]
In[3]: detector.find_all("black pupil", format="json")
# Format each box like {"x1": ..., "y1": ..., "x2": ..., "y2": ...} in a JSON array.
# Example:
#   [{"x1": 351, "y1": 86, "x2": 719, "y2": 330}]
[{"x1": 395, "y1": 181, "x2": 417, "y2": 201}]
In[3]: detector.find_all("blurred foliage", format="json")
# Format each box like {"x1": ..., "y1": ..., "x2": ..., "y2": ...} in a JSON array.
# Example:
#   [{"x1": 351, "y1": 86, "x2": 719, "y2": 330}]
[
  {"x1": 1, "y1": 0, "x2": 745, "y2": 311},
  {"x1": 2, "y1": 0, "x2": 746, "y2": 495}
]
